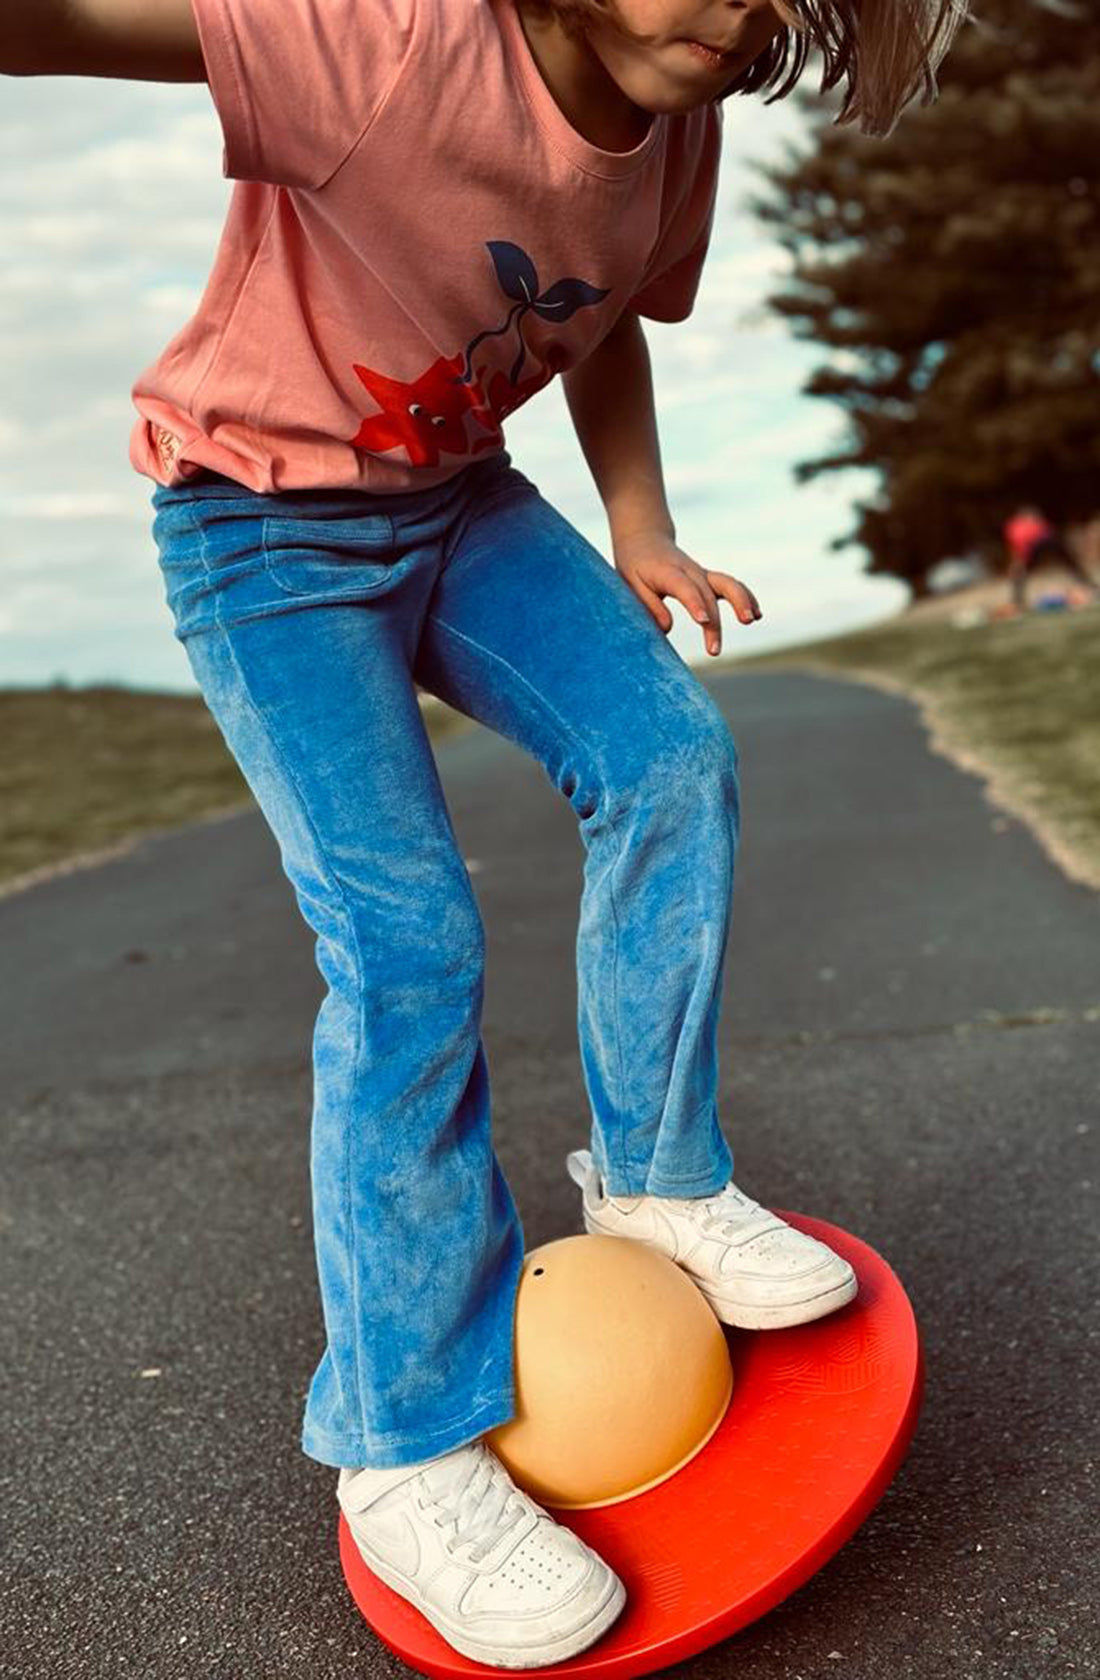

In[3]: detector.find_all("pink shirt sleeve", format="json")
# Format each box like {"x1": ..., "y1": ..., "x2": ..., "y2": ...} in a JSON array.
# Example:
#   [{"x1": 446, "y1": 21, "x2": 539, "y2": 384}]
[
  {"x1": 189, "y1": 0, "x2": 417, "y2": 191},
  {"x1": 629, "y1": 103, "x2": 723, "y2": 323}
]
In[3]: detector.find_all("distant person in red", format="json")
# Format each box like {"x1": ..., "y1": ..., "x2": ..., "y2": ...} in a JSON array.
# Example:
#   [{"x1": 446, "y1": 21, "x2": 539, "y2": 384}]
[{"x1": 1002, "y1": 505, "x2": 1098, "y2": 609}]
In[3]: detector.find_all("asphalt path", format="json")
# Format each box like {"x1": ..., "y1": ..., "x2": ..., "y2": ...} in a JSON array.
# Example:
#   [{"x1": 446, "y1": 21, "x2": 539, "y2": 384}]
[{"x1": 1, "y1": 667, "x2": 1096, "y2": 1680}]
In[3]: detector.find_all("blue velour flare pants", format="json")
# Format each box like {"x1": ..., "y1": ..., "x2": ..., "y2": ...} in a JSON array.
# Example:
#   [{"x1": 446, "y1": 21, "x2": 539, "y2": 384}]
[{"x1": 150, "y1": 447, "x2": 739, "y2": 1470}]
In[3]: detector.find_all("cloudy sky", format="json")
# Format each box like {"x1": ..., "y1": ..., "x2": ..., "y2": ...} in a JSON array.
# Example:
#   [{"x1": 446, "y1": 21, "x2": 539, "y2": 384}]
[{"x1": 0, "y1": 56, "x2": 905, "y2": 694}]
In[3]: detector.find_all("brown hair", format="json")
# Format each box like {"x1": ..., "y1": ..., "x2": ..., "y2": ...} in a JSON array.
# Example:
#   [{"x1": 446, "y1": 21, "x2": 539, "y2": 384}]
[{"x1": 519, "y1": 1, "x2": 973, "y2": 139}]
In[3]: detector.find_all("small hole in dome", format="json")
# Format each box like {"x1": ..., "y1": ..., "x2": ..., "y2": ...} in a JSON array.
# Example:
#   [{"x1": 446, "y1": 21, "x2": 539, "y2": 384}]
[{"x1": 533, "y1": 1267, "x2": 544, "y2": 1276}]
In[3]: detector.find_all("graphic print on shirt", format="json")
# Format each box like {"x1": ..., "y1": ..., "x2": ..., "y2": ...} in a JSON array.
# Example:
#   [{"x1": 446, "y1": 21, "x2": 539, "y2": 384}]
[{"x1": 349, "y1": 241, "x2": 611, "y2": 468}]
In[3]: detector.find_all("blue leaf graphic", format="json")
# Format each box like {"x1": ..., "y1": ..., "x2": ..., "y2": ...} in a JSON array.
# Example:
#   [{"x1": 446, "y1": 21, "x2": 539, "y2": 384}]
[
  {"x1": 532, "y1": 278, "x2": 612, "y2": 323},
  {"x1": 487, "y1": 241, "x2": 541, "y2": 304}
]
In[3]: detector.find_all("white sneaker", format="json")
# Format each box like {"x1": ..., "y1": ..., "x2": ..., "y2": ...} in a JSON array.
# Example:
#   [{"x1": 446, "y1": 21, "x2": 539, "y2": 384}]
[
  {"x1": 337, "y1": 1437, "x2": 626, "y2": 1668},
  {"x1": 568, "y1": 1147, "x2": 857, "y2": 1331}
]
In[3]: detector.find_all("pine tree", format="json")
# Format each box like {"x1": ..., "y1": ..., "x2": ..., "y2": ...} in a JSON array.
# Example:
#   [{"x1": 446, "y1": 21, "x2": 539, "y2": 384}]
[{"x1": 743, "y1": 0, "x2": 1100, "y2": 596}]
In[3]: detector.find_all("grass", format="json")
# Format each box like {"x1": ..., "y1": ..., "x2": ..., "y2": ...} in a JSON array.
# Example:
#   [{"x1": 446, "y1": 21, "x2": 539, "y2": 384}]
[
  {"x1": 0, "y1": 682, "x2": 472, "y2": 897},
  {"x1": 727, "y1": 601, "x2": 1100, "y2": 895},
  {"x1": 2, "y1": 600, "x2": 1098, "y2": 898}
]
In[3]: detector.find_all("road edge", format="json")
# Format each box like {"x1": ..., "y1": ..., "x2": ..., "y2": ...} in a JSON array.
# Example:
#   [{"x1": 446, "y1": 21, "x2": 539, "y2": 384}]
[{"x1": 743, "y1": 655, "x2": 1100, "y2": 900}]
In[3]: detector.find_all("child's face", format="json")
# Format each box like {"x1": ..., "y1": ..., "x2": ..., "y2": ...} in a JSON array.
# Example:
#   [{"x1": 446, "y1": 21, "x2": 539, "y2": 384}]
[{"x1": 589, "y1": 1, "x2": 787, "y2": 113}]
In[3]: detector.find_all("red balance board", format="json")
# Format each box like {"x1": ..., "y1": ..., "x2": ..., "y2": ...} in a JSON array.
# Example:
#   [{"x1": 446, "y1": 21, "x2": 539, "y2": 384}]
[{"x1": 338, "y1": 1213, "x2": 923, "y2": 1677}]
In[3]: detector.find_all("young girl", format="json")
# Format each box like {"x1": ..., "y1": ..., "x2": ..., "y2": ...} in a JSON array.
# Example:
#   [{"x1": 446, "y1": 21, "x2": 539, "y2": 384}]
[{"x1": 9, "y1": 0, "x2": 968, "y2": 1665}]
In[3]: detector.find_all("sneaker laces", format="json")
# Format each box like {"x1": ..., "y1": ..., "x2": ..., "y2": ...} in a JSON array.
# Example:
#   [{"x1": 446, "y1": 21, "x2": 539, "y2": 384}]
[
  {"x1": 418, "y1": 1445, "x2": 531, "y2": 1564},
  {"x1": 690, "y1": 1180, "x2": 773, "y2": 1240}
]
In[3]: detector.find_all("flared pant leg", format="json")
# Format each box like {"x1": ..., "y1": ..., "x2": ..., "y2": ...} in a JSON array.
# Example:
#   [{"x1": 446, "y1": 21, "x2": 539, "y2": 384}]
[
  {"x1": 150, "y1": 449, "x2": 740, "y2": 1473},
  {"x1": 413, "y1": 465, "x2": 740, "y2": 1200}
]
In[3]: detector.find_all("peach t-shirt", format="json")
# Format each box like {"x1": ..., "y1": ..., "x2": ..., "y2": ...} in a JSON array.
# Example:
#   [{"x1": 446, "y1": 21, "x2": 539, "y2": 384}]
[{"x1": 130, "y1": 0, "x2": 723, "y2": 494}]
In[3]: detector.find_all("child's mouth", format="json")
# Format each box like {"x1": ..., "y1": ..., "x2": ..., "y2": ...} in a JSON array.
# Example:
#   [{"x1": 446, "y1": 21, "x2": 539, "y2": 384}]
[{"x1": 680, "y1": 39, "x2": 735, "y2": 71}]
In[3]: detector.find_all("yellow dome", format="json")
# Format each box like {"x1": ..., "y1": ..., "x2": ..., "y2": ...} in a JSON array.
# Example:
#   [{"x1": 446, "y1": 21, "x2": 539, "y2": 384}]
[{"x1": 486, "y1": 1233, "x2": 733, "y2": 1509}]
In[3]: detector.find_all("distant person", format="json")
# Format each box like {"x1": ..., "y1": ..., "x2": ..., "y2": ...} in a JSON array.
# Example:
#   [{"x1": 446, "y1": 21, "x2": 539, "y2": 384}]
[{"x1": 1003, "y1": 505, "x2": 1098, "y2": 610}]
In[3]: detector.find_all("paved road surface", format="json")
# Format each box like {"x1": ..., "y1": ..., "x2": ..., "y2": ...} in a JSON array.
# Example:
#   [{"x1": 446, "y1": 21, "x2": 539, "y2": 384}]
[{"x1": 2, "y1": 668, "x2": 1096, "y2": 1679}]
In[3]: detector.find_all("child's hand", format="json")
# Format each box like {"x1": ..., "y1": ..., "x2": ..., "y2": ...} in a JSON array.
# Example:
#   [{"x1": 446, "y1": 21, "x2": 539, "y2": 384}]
[{"x1": 611, "y1": 529, "x2": 762, "y2": 658}]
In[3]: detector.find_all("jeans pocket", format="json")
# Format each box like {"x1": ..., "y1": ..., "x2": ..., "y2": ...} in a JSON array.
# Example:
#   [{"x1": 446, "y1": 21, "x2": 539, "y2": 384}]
[{"x1": 261, "y1": 511, "x2": 402, "y2": 598}]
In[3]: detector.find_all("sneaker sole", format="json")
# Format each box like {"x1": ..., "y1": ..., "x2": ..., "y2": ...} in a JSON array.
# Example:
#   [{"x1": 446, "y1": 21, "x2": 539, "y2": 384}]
[
  {"x1": 692, "y1": 1268, "x2": 859, "y2": 1330},
  {"x1": 582, "y1": 1214, "x2": 858, "y2": 1330},
  {"x1": 343, "y1": 1519, "x2": 628, "y2": 1669}
]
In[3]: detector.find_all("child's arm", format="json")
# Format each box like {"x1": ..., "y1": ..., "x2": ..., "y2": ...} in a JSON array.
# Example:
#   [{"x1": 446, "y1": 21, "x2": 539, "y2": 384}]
[
  {"x1": 2, "y1": 0, "x2": 205, "y2": 81},
  {"x1": 563, "y1": 311, "x2": 761, "y2": 658},
  {"x1": 563, "y1": 311, "x2": 676, "y2": 557}
]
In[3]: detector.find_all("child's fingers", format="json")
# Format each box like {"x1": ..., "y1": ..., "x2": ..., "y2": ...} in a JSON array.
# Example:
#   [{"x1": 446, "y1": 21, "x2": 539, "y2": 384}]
[
  {"x1": 663, "y1": 571, "x2": 725, "y2": 655},
  {"x1": 643, "y1": 564, "x2": 721, "y2": 635},
  {"x1": 619, "y1": 560, "x2": 762, "y2": 649},
  {"x1": 623, "y1": 571, "x2": 674, "y2": 634},
  {"x1": 687, "y1": 573, "x2": 723, "y2": 630},
  {"x1": 707, "y1": 572, "x2": 762, "y2": 622}
]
